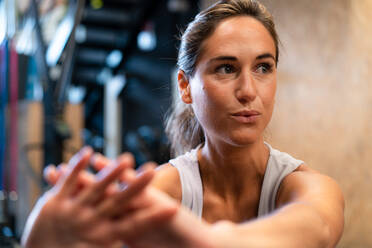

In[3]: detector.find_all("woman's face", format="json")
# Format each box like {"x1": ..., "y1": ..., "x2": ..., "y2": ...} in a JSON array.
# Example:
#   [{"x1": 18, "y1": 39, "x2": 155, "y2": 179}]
[{"x1": 184, "y1": 16, "x2": 277, "y2": 146}]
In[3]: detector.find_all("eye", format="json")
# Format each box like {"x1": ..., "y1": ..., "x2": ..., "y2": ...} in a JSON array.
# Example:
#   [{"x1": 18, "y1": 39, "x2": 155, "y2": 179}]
[
  {"x1": 255, "y1": 63, "x2": 273, "y2": 74},
  {"x1": 215, "y1": 64, "x2": 236, "y2": 74}
]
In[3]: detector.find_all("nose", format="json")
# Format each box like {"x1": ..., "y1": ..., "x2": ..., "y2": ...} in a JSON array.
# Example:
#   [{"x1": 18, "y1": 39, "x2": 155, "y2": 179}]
[{"x1": 235, "y1": 71, "x2": 257, "y2": 104}]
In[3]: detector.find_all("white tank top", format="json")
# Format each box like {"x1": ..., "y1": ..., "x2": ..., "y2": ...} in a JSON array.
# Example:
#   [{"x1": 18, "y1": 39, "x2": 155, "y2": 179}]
[{"x1": 168, "y1": 143, "x2": 304, "y2": 218}]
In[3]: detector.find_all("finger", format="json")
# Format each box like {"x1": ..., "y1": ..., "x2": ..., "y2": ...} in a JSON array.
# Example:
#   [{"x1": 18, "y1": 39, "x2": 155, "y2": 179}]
[
  {"x1": 57, "y1": 163, "x2": 68, "y2": 174},
  {"x1": 110, "y1": 154, "x2": 136, "y2": 183},
  {"x1": 137, "y1": 161, "x2": 157, "y2": 173},
  {"x1": 120, "y1": 169, "x2": 137, "y2": 183},
  {"x1": 104, "y1": 155, "x2": 139, "y2": 195},
  {"x1": 96, "y1": 169, "x2": 155, "y2": 218},
  {"x1": 87, "y1": 153, "x2": 145, "y2": 197},
  {"x1": 91, "y1": 152, "x2": 135, "y2": 171},
  {"x1": 117, "y1": 153, "x2": 135, "y2": 169},
  {"x1": 76, "y1": 160, "x2": 128, "y2": 205},
  {"x1": 56, "y1": 146, "x2": 93, "y2": 197},
  {"x1": 77, "y1": 170, "x2": 96, "y2": 187},
  {"x1": 57, "y1": 164, "x2": 96, "y2": 190},
  {"x1": 43, "y1": 164, "x2": 60, "y2": 185},
  {"x1": 91, "y1": 153, "x2": 111, "y2": 171},
  {"x1": 120, "y1": 162, "x2": 156, "y2": 185},
  {"x1": 71, "y1": 170, "x2": 97, "y2": 197},
  {"x1": 95, "y1": 153, "x2": 137, "y2": 184},
  {"x1": 43, "y1": 163, "x2": 69, "y2": 187},
  {"x1": 43, "y1": 161, "x2": 82, "y2": 186},
  {"x1": 46, "y1": 162, "x2": 97, "y2": 198}
]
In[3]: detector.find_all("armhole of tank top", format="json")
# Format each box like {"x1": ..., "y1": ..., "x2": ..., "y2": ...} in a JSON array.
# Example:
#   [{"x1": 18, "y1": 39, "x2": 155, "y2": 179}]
[
  {"x1": 257, "y1": 151, "x2": 273, "y2": 217},
  {"x1": 168, "y1": 148, "x2": 204, "y2": 217},
  {"x1": 187, "y1": 148, "x2": 204, "y2": 217},
  {"x1": 193, "y1": 152, "x2": 204, "y2": 217},
  {"x1": 168, "y1": 159, "x2": 190, "y2": 208},
  {"x1": 272, "y1": 161, "x2": 304, "y2": 209},
  {"x1": 258, "y1": 143, "x2": 304, "y2": 216}
]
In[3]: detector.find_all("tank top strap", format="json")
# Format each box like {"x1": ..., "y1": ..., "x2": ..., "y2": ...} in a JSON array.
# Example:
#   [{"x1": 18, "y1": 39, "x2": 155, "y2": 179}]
[
  {"x1": 169, "y1": 147, "x2": 203, "y2": 217},
  {"x1": 258, "y1": 143, "x2": 304, "y2": 217}
]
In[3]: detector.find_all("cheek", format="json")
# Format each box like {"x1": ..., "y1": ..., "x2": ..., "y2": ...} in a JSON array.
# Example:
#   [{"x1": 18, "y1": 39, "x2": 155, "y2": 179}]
[
  {"x1": 190, "y1": 81, "x2": 227, "y2": 127},
  {"x1": 191, "y1": 77, "x2": 221, "y2": 108},
  {"x1": 190, "y1": 79, "x2": 205, "y2": 108},
  {"x1": 256, "y1": 77, "x2": 276, "y2": 113},
  {"x1": 190, "y1": 81, "x2": 207, "y2": 121},
  {"x1": 262, "y1": 81, "x2": 276, "y2": 114},
  {"x1": 191, "y1": 85, "x2": 212, "y2": 120}
]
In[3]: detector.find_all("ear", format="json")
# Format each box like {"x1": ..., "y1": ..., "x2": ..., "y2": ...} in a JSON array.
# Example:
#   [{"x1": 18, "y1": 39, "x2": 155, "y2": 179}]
[{"x1": 178, "y1": 70, "x2": 192, "y2": 104}]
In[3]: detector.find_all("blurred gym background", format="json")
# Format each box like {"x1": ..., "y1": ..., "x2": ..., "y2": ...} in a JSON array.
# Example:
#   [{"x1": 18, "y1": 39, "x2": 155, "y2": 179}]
[
  {"x1": 0, "y1": 0, "x2": 371, "y2": 247},
  {"x1": 1, "y1": 0, "x2": 199, "y2": 246}
]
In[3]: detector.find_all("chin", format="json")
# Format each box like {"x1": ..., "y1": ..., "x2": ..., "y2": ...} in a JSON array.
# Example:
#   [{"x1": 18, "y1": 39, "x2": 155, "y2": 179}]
[{"x1": 225, "y1": 131, "x2": 261, "y2": 147}]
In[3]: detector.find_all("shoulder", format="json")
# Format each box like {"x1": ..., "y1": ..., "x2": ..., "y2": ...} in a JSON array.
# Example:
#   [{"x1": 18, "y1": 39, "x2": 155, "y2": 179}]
[
  {"x1": 277, "y1": 164, "x2": 344, "y2": 207},
  {"x1": 151, "y1": 163, "x2": 182, "y2": 203},
  {"x1": 277, "y1": 164, "x2": 345, "y2": 232},
  {"x1": 276, "y1": 164, "x2": 345, "y2": 244},
  {"x1": 151, "y1": 148, "x2": 199, "y2": 202}
]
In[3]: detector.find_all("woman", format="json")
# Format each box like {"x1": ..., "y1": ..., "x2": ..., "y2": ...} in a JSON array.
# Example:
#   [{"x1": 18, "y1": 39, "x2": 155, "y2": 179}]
[{"x1": 22, "y1": 0, "x2": 345, "y2": 247}]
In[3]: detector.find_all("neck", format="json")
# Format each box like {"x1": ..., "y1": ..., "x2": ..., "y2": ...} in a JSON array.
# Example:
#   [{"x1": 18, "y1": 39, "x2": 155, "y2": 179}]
[{"x1": 198, "y1": 137, "x2": 270, "y2": 196}]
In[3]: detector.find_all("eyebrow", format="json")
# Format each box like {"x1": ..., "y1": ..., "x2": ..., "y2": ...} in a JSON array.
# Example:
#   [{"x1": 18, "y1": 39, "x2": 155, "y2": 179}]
[
  {"x1": 208, "y1": 53, "x2": 276, "y2": 64},
  {"x1": 208, "y1": 56, "x2": 237, "y2": 63},
  {"x1": 256, "y1": 53, "x2": 276, "y2": 61}
]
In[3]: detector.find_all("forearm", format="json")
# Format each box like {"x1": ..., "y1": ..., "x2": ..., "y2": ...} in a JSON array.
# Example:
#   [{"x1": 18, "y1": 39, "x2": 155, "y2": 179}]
[
  {"x1": 212, "y1": 203, "x2": 332, "y2": 248},
  {"x1": 21, "y1": 194, "x2": 56, "y2": 248},
  {"x1": 138, "y1": 203, "x2": 216, "y2": 248},
  {"x1": 127, "y1": 192, "x2": 331, "y2": 248},
  {"x1": 170, "y1": 207, "x2": 216, "y2": 248}
]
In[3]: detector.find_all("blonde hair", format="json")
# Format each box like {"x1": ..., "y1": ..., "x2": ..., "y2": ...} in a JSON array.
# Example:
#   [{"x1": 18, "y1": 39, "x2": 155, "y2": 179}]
[{"x1": 165, "y1": 0, "x2": 279, "y2": 157}]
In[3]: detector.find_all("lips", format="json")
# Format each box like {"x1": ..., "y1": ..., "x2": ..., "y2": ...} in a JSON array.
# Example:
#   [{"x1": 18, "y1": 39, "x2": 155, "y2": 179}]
[{"x1": 231, "y1": 110, "x2": 261, "y2": 123}]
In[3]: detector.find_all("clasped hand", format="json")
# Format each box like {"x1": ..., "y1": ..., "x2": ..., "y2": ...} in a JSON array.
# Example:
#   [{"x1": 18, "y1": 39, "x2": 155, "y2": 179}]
[{"x1": 21, "y1": 147, "x2": 180, "y2": 248}]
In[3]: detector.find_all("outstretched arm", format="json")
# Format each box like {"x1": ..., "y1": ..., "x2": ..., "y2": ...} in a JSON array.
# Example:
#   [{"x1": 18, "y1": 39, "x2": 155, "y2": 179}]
[
  {"x1": 210, "y1": 165, "x2": 344, "y2": 248},
  {"x1": 104, "y1": 165, "x2": 344, "y2": 248},
  {"x1": 94, "y1": 157, "x2": 345, "y2": 248},
  {"x1": 40, "y1": 154, "x2": 344, "y2": 248}
]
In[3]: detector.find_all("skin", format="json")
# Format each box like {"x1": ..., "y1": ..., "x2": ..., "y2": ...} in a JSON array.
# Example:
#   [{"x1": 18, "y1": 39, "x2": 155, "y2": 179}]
[
  {"x1": 22, "y1": 149, "x2": 179, "y2": 248},
  {"x1": 22, "y1": 16, "x2": 345, "y2": 248},
  {"x1": 152, "y1": 16, "x2": 344, "y2": 246},
  {"x1": 186, "y1": 15, "x2": 276, "y2": 223}
]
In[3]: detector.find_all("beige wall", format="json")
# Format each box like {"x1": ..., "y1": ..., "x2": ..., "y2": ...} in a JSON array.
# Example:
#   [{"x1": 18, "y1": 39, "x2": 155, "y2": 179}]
[{"x1": 258, "y1": 0, "x2": 372, "y2": 247}]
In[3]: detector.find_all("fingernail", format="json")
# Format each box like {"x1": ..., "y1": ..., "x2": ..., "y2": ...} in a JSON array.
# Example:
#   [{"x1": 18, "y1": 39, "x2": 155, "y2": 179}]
[
  {"x1": 43, "y1": 165, "x2": 55, "y2": 177},
  {"x1": 80, "y1": 146, "x2": 93, "y2": 155}
]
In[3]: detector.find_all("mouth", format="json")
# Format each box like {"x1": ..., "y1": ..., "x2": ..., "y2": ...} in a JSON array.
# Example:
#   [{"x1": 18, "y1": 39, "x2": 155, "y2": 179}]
[{"x1": 231, "y1": 110, "x2": 261, "y2": 123}]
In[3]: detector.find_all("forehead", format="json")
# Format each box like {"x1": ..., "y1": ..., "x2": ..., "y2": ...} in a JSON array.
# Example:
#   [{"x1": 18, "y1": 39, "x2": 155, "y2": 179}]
[{"x1": 199, "y1": 16, "x2": 276, "y2": 61}]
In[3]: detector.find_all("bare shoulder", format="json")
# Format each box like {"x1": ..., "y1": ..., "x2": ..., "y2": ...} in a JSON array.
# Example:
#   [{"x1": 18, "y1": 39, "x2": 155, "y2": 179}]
[
  {"x1": 276, "y1": 163, "x2": 345, "y2": 243},
  {"x1": 277, "y1": 164, "x2": 345, "y2": 206},
  {"x1": 151, "y1": 163, "x2": 182, "y2": 202}
]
